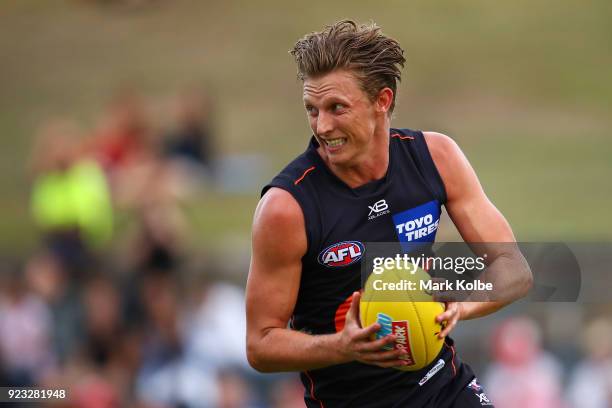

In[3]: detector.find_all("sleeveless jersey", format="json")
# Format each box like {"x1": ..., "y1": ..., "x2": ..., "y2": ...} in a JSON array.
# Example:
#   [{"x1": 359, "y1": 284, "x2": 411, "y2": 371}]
[{"x1": 261, "y1": 128, "x2": 467, "y2": 408}]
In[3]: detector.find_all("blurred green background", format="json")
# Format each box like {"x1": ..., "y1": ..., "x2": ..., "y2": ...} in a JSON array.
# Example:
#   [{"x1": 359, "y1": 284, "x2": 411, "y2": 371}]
[{"x1": 1, "y1": 0, "x2": 611, "y2": 255}]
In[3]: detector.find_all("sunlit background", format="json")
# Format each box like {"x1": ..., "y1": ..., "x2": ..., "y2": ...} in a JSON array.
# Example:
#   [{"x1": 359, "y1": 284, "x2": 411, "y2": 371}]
[{"x1": 1, "y1": 0, "x2": 611, "y2": 407}]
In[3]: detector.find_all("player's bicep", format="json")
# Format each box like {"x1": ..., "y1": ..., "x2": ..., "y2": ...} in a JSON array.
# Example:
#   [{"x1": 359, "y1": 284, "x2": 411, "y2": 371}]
[
  {"x1": 246, "y1": 188, "x2": 307, "y2": 340},
  {"x1": 447, "y1": 190, "x2": 514, "y2": 243},
  {"x1": 425, "y1": 132, "x2": 515, "y2": 243}
]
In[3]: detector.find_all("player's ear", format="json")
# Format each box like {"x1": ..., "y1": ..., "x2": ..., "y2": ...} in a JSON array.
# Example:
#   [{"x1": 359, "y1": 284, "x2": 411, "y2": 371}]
[{"x1": 375, "y1": 87, "x2": 393, "y2": 114}]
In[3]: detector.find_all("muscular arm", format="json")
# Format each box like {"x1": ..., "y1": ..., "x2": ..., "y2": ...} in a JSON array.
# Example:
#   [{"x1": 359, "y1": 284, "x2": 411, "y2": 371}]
[
  {"x1": 424, "y1": 132, "x2": 532, "y2": 326},
  {"x1": 246, "y1": 188, "x2": 403, "y2": 372}
]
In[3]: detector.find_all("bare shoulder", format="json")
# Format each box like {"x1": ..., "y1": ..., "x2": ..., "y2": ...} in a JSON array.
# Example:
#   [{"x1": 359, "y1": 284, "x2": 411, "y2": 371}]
[
  {"x1": 252, "y1": 187, "x2": 307, "y2": 260},
  {"x1": 422, "y1": 131, "x2": 480, "y2": 202},
  {"x1": 254, "y1": 187, "x2": 304, "y2": 231},
  {"x1": 422, "y1": 131, "x2": 463, "y2": 167}
]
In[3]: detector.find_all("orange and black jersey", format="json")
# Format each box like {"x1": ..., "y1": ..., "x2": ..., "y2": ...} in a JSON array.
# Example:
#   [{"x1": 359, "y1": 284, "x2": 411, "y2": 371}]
[{"x1": 261, "y1": 128, "x2": 478, "y2": 408}]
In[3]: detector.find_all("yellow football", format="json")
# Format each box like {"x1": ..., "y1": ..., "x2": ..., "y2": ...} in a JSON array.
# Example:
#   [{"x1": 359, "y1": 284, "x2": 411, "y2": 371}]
[{"x1": 360, "y1": 264, "x2": 445, "y2": 371}]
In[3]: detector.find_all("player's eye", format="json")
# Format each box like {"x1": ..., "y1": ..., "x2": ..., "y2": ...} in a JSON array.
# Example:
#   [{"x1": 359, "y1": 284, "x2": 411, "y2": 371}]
[
  {"x1": 305, "y1": 106, "x2": 318, "y2": 117},
  {"x1": 332, "y1": 103, "x2": 346, "y2": 113}
]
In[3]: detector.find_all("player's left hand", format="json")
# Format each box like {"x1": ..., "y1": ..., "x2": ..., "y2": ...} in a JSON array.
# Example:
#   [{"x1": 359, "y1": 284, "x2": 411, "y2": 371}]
[{"x1": 435, "y1": 302, "x2": 463, "y2": 339}]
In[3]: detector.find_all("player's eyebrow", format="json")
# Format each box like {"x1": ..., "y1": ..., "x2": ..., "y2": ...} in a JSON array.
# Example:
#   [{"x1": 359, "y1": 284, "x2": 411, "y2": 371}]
[{"x1": 303, "y1": 92, "x2": 350, "y2": 108}]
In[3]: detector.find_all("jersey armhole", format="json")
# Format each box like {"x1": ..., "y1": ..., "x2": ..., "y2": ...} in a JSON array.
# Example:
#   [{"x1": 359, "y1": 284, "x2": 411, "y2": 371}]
[{"x1": 412, "y1": 131, "x2": 448, "y2": 205}]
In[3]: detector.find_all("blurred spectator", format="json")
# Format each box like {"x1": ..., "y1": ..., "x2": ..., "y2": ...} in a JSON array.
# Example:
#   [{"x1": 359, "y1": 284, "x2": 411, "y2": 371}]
[
  {"x1": 29, "y1": 118, "x2": 114, "y2": 272},
  {"x1": 0, "y1": 263, "x2": 56, "y2": 386},
  {"x1": 90, "y1": 87, "x2": 151, "y2": 175},
  {"x1": 87, "y1": 86, "x2": 165, "y2": 214},
  {"x1": 567, "y1": 318, "x2": 612, "y2": 408},
  {"x1": 135, "y1": 272, "x2": 220, "y2": 408},
  {"x1": 81, "y1": 275, "x2": 125, "y2": 369},
  {"x1": 164, "y1": 88, "x2": 216, "y2": 184},
  {"x1": 60, "y1": 274, "x2": 139, "y2": 407},
  {"x1": 25, "y1": 251, "x2": 83, "y2": 364},
  {"x1": 217, "y1": 369, "x2": 257, "y2": 408},
  {"x1": 125, "y1": 169, "x2": 188, "y2": 273},
  {"x1": 184, "y1": 280, "x2": 249, "y2": 370},
  {"x1": 61, "y1": 355, "x2": 123, "y2": 408},
  {"x1": 269, "y1": 378, "x2": 305, "y2": 408},
  {"x1": 484, "y1": 316, "x2": 565, "y2": 408},
  {"x1": 135, "y1": 273, "x2": 266, "y2": 408},
  {"x1": 183, "y1": 278, "x2": 285, "y2": 407},
  {"x1": 94, "y1": 89, "x2": 190, "y2": 273}
]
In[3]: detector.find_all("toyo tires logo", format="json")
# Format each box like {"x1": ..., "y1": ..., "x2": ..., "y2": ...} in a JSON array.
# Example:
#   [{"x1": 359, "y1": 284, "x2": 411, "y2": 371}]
[{"x1": 318, "y1": 241, "x2": 364, "y2": 268}]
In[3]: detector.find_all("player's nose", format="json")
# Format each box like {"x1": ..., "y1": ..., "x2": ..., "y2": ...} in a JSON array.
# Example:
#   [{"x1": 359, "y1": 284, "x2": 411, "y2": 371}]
[{"x1": 316, "y1": 111, "x2": 334, "y2": 136}]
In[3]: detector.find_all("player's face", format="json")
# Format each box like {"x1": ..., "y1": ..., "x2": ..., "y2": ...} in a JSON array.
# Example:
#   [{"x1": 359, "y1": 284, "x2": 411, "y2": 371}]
[{"x1": 303, "y1": 70, "x2": 382, "y2": 167}]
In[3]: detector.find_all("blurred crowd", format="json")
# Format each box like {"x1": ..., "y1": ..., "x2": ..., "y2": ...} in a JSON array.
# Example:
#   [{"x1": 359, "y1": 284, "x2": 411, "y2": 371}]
[
  {"x1": 0, "y1": 87, "x2": 302, "y2": 408},
  {"x1": 0, "y1": 87, "x2": 611, "y2": 407},
  {"x1": 483, "y1": 316, "x2": 612, "y2": 408}
]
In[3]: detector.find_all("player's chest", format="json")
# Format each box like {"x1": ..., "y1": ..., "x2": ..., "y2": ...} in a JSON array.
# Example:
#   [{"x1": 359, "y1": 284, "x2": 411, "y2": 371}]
[{"x1": 314, "y1": 187, "x2": 441, "y2": 269}]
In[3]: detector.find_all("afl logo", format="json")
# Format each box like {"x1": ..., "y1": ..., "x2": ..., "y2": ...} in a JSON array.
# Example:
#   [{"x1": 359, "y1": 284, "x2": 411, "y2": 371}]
[{"x1": 318, "y1": 241, "x2": 364, "y2": 268}]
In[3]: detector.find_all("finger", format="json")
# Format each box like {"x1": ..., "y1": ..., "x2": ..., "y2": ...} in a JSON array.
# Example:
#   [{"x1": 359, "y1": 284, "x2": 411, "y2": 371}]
[
  {"x1": 436, "y1": 303, "x2": 457, "y2": 323},
  {"x1": 436, "y1": 311, "x2": 452, "y2": 324},
  {"x1": 353, "y1": 321, "x2": 382, "y2": 341},
  {"x1": 355, "y1": 334, "x2": 396, "y2": 352},
  {"x1": 359, "y1": 348, "x2": 407, "y2": 363},
  {"x1": 345, "y1": 291, "x2": 361, "y2": 325},
  {"x1": 438, "y1": 317, "x2": 458, "y2": 339}
]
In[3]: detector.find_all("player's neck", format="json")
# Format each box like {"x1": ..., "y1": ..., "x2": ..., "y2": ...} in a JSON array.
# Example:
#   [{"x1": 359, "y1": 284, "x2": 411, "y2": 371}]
[{"x1": 322, "y1": 129, "x2": 390, "y2": 189}]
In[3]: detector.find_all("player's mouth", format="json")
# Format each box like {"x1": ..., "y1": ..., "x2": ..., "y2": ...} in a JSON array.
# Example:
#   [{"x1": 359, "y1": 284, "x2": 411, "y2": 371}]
[{"x1": 323, "y1": 137, "x2": 347, "y2": 149}]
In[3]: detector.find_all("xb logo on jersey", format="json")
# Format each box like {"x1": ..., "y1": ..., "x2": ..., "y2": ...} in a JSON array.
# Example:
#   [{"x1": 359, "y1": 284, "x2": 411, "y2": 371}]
[
  {"x1": 477, "y1": 393, "x2": 492, "y2": 406},
  {"x1": 368, "y1": 199, "x2": 390, "y2": 220}
]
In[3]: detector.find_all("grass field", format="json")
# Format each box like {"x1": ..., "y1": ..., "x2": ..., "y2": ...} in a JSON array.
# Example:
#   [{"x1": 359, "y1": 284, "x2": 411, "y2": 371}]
[{"x1": 1, "y1": 0, "x2": 611, "y2": 255}]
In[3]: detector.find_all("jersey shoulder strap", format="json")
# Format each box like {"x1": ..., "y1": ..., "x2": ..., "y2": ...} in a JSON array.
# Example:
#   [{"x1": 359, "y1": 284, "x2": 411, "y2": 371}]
[{"x1": 391, "y1": 128, "x2": 447, "y2": 204}]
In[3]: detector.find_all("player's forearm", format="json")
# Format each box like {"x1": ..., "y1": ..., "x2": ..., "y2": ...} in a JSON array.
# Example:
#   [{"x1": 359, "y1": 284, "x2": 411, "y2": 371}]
[
  {"x1": 486, "y1": 247, "x2": 532, "y2": 303},
  {"x1": 460, "y1": 247, "x2": 532, "y2": 320},
  {"x1": 247, "y1": 327, "x2": 349, "y2": 372}
]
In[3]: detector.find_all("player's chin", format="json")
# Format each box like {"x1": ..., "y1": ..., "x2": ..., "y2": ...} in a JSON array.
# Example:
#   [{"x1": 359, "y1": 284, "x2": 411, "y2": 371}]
[
  {"x1": 326, "y1": 146, "x2": 353, "y2": 166},
  {"x1": 327, "y1": 155, "x2": 351, "y2": 168}
]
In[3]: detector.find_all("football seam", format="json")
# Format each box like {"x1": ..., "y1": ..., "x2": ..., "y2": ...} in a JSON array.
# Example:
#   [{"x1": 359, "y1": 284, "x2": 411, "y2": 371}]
[{"x1": 407, "y1": 288, "x2": 428, "y2": 366}]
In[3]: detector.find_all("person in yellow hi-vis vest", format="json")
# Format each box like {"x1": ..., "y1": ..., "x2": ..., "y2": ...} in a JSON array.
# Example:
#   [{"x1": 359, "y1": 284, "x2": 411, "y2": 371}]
[{"x1": 29, "y1": 119, "x2": 113, "y2": 270}]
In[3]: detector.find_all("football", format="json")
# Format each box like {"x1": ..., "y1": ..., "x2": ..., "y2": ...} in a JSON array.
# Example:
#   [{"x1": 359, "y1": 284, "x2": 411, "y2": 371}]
[{"x1": 360, "y1": 264, "x2": 445, "y2": 371}]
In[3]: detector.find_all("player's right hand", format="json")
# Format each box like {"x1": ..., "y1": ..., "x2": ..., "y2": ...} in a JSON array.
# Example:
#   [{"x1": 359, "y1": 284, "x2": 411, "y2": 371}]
[{"x1": 337, "y1": 291, "x2": 411, "y2": 368}]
